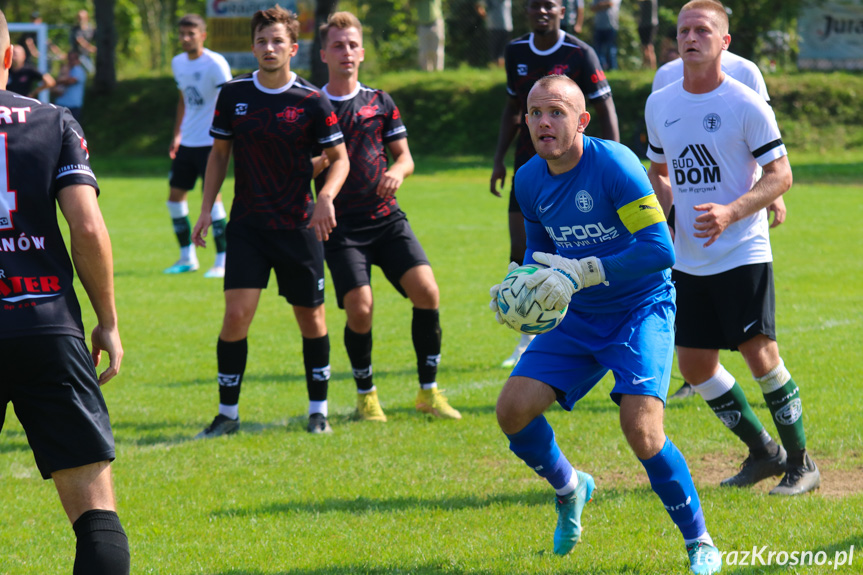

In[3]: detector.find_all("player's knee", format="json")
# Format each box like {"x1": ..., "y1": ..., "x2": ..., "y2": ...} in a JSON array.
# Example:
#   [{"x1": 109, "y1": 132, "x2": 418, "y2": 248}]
[
  {"x1": 496, "y1": 392, "x2": 527, "y2": 434},
  {"x1": 222, "y1": 306, "x2": 254, "y2": 336},
  {"x1": 621, "y1": 416, "x2": 664, "y2": 460}
]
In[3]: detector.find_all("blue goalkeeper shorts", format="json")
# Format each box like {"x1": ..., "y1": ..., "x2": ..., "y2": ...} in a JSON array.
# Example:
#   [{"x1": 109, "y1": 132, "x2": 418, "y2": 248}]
[{"x1": 511, "y1": 294, "x2": 675, "y2": 409}]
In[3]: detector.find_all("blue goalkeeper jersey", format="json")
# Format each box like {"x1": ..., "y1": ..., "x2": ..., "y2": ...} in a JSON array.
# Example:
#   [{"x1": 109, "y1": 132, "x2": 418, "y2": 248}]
[{"x1": 515, "y1": 135, "x2": 674, "y2": 314}]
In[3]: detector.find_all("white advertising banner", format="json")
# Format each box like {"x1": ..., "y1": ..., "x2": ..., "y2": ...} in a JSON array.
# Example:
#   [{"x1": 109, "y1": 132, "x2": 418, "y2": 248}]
[{"x1": 798, "y1": 1, "x2": 863, "y2": 70}]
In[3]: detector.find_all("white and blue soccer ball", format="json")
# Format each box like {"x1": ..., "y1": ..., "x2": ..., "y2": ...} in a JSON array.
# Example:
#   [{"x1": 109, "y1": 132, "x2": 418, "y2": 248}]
[{"x1": 496, "y1": 264, "x2": 568, "y2": 335}]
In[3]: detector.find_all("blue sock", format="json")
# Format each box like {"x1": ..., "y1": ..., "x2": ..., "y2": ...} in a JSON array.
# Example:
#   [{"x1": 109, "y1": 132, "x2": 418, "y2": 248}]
[
  {"x1": 639, "y1": 438, "x2": 706, "y2": 540},
  {"x1": 506, "y1": 415, "x2": 573, "y2": 490}
]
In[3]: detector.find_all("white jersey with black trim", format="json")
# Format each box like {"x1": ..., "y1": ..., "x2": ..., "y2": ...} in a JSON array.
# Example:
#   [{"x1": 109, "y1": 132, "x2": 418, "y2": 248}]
[
  {"x1": 652, "y1": 51, "x2": 769, "y2": 101},
  {"x1": 172, "y1": 48, "x2": 232, "y2": 147},
  {"x1": 646, "y1": 75, "x2": 787, "y2": 276}
]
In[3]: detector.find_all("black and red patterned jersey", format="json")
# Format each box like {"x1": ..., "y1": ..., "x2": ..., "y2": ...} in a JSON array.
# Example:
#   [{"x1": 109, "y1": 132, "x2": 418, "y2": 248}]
[
  {"x1": 505, "y1": 30, "x2": 612, "y2": 170},
  {"x1": 318, "y1": 83, "x2": 407, "y2": 227},
  {"x1": 0, "y1": 92, "x2": 99, "y2": 339},
  {"x1": 210, "y1": 71, "x2": 344, "y2": 230}
]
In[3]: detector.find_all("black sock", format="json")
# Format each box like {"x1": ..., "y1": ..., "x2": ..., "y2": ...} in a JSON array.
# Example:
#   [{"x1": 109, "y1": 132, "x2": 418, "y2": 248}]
[
  {"x1": 304, "y1": 335, "x2": 330, "y2": 402},
  {"x1": 217, "y1": 338, "x2": 247, "y2": 408},
  {"x1": 344, "y1": 326, "x2": 373, "y2": 391},
  {"x1": 72, "y1": 510, "x2": 130, "y2": 575},
  {"x1": 412, "y1": 308, "x2": 441, "y2": 385}
]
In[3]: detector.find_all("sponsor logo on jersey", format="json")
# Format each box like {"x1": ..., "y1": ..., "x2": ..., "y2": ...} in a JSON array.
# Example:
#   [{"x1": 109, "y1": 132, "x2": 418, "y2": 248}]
[
  {"x1": 517, "y1": 64, "x2": 528, "y2": 76},
  {"x1": 324, "y1": 111, "x2": 339, "y2": 127},
  {"x1": 545, "y1": 221, "x2": 619, "y2": 247},
  {"x1": 0, "y1": 106, "x2": 31, "y2": 124},
  {"x1": 664, "y1": 118, "x2": 681, "y2": 127},
  {"x1": 575, "y1": 190, "x2": 593, "y2": 213},
  {"x1": 549, "y1": 64, "x2": 569, "y2": 76},
  {"x1": 235, "y1": 103, "x2": 248, "y2": 116},
  {"x1": 0, "y1": 274, "x2": 62, "y2": 304},
  {"x1": 671, "y1": 144, "x2": 721, "y2": 187},
  {"x1": 277, "y1": 106, "x2": 305, "y2": 122},
  {"x1": 590, "y1": 69, "x2": 607, "y2": 84},
  {"x1": 185, "y1": 86, "x2": 205, "y2": 108},
  {"x1": 357, "y1": 105, "x2": 379, "y2": 119},
  {"x1": 538, "y1": 202, "x2": 554, "y2": 214},
  {"x1": 392, "y1": 106, "x2": 401, "y2": 120},
  {"x1": 717, "y1": 410, "x2": 742, "y2": 429},
  {"x1": 703, "y1": 113, "x2": 721, "y2": 132}
]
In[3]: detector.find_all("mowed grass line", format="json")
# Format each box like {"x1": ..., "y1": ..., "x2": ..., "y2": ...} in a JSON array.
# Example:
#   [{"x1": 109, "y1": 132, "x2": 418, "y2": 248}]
[{"x1": 0, "y1": 154, "x2": 861, "y2": 574}]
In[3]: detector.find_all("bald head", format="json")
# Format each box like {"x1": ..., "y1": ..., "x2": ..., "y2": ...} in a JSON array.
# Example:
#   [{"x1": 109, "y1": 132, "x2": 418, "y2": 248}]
[
  {"x1": 0, "y1": 9, "x2": 9, "y2": 50},
  {"x1": 12, "y1": 45, "x2": 25, "y2": 68},
  {"x1": 527, "y1": 75, "x2": 586, "y2": 116}
]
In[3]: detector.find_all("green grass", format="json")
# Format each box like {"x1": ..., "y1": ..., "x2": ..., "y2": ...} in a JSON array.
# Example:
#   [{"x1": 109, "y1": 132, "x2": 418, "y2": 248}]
[{"x1": 1, "y1": 153, "x2": 862, "y2": 574}]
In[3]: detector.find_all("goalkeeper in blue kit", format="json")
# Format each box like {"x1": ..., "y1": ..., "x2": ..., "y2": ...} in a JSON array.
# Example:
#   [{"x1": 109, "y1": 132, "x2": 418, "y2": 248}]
[{"x1": 489, "y1": 75, "x2": 721, "y2": 574}]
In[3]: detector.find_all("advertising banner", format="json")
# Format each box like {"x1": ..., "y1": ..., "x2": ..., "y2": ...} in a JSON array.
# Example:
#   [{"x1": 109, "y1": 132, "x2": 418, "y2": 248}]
[{"x1": 798, "y1": 0, "x2": 863, "y2": 70}]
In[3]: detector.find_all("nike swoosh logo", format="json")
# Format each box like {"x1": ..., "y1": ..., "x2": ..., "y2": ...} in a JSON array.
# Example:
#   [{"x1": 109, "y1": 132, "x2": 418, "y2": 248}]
[
  {"x1": 664, "y1": 118, "x2": 682, "y2": 127},
  {"x1": 743, "y1": 319, "x2": 758, "y2": 332},
  {"x1": 538, "y1": 203, "x2": 554, "y2": 213},
  {"x1": 632, "y1": 376, "x2": 655, "y2": 385}
]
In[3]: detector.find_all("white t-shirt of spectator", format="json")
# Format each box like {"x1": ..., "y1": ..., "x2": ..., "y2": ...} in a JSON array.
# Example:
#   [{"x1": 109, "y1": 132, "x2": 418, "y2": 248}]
[
  {"x1": 172, "y1": 48, "x2": 232, "y2": 147},
  {"x1": 645, "y1": 75, "x2": 787, "y2": 276},
  {"x1": 652, "y1": 50, "x2": 769, "y2": 101}
]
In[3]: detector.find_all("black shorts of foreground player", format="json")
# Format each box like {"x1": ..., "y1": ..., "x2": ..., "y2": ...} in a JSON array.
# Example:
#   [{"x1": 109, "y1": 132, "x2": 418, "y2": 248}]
[
  {"x1": 192, "y1": 6, "x2": 350, "y2": 437},
  {"x1": 316, "y1": 11, "x2": 460, "y2": 421},
  {"x1": 0, "y1": 9, "x2": 129, "y2": 572}
]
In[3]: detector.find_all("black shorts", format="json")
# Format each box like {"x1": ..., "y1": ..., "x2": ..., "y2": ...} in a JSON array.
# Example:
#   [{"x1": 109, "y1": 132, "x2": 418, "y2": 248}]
[
  {"x1": 224, "y1": 220, "x2": 326, "y2": 307},
  {"x1": 169, "y1": 145, "x2": 211, "y2": 191},
  {"x1": 0, "y1": 335, "x2": 115, "y2": 480},
  {"x1": 324, "y1": 213, "x2": 429, "y2": 309},
  {"x1": 638, "y1": 25, "x2": 658, "y2": 46},
  {"x1": 673, "y1": 263, "x2": 776, "y2": 351}
]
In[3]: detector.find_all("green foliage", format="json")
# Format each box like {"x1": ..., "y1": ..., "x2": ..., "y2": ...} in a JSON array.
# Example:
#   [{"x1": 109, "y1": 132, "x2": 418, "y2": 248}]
[{"x1": 0, "y1": 154, "x2": 861, "y2": 573}]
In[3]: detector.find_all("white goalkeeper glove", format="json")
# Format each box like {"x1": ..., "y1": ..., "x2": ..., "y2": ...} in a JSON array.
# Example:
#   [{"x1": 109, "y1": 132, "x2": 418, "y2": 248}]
[
  {"x1": 524, "y1": 252, "x2": 606, "y2": 311},
  {"x1": 489, "y1": 261, "x2": 520, "y2": 326}
]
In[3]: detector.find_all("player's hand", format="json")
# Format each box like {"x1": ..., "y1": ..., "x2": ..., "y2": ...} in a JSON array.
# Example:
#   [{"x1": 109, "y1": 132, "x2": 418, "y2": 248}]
[
  {"x1": 693, "y1": 202, "x2": 735, "y2": 247},
  {"x1": 767, "y1": 196, "x2": 786, "y2": 228},
  {"x1": 91, "y1": 324, "x2": 123, "y2": 385},
  {"x1": 192, "y1": 212, "x2": 211, "y2": 248},
  {"x1": 525, "y1": 252, "x2": 606, "y2": 311},
  {"x1": 490, "y1": 162, "x2": 507, "y2": 198},
  {"x1": 309, "y1": 195, "x2": 337, "y2": 241},
  {"x1": 376, "y1": 169, "x2": 403, "y2": 198},
  {"x1": 168, "y1": 136, "x2": 181, "y2": 160},
  {"x1": 489, "y1": 262, "x2": 520, "y2": 326}
]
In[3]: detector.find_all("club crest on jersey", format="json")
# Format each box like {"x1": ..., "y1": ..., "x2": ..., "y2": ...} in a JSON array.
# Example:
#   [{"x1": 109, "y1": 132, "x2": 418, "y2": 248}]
[
  {"x1": 703, "y1": 113, "x2": 721, "y2": 132},
  {"x1": 549, "y1": 64, "x2": 569, "y2": 76},
  {"x1": 575, "y1": 190, "x2": 593, "y2": 213},
  {"x1": 357, "y1": 105, "x2": 379, "y2": 119},
  {"x1": 517, "y1": 64, "x2": 528, "y2": 76},
  {"x1": 235, "y1": 103, "x2": 248, "y2": 116},
  {"x1": 277, "y1": 106, "x2": 305, "y2": 122}
]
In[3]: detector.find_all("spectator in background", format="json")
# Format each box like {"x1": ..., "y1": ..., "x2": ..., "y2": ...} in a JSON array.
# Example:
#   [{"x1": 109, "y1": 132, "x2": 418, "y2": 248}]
[
  {"x1": 54, "y1": 51, "x2": 86, "y2": 123},
  {"x1": 17, "y1": 11, "x2": 41, "y2": 63},
  {"x1": 590, "y1": 0, "x2": 620, "y2": 70},
  {"x1": 638, "y1": 0, "x2": 659, "y2": 69},
  {"x1": 564, "y1": 0, "x2": 585, "y2": 34},
  {"x1": 417, "y1": 0, "x2": 445, "y2": 71},
  {"x1": 70, "y1": 9, "x2": 96, "y2": 74},
  {"x1": 7, "y1": 45, "x2": 55, "y2": 98},
  {"x1": 478, "y1": 0, "x2": 513, "y2": 66}
]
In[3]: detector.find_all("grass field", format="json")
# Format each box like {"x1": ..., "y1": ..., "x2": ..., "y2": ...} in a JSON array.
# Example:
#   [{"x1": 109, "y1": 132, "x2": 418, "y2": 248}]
[{"x1": 1, "y1": 151, "x2": 862, "y2": 574}]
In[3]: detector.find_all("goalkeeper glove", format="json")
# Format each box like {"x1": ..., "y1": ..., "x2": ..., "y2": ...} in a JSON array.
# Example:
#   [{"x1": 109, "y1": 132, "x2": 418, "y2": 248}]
[
  {"x1": 489, "y1": 261, "x2": 520, "y2": 327},
  {"x1": 524, "y1": 252, "x2": 606, "y2": 311}
]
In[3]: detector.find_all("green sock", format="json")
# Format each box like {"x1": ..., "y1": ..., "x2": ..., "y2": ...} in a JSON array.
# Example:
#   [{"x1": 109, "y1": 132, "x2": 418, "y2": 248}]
[
  {"x1": 706, "y1": 382, "x2": 769, "y2": 451},
  {"x1": 172, "y1": 216, "x2": 192, "y2": 247},
  {"x1": 762, "y1": 378, "x2": 806, "y2": 453},
  {"x1": 212, "y1": 218, "x2": 227, "y2": 254}
]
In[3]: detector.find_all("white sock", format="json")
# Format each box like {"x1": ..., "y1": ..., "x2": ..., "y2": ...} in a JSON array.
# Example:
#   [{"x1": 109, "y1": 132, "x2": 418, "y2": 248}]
[
  {"x1": 180, "y1": 244, "x2": 197, "y2": 262},
  {"x1": 214, "y1": 252, "x2": 226, "y2": 267},
  {"x1": 555, "y1": 475, "x2": 578, "y2": 497},
  {"x1": 167, "y1": 200, "x2": 189, "y2": 219},
  {"x1": 218, "y1": 404, "x2": 239, "y2": 419},
  {"x1": 420, "y1": 382, "x2": 437, "y2": 390},
  {"x1": 684, "y1": 532, "x2": 715, "y2": 548},
  {"x1": 358, "y1": 386, "x2": 377, "y2": 394},
  {"x1": 211, "y1": 201, "x2": 227, "y2": 221},
  {"x1": 309, "y1": 400, "x2": 328, "y2": 417}
]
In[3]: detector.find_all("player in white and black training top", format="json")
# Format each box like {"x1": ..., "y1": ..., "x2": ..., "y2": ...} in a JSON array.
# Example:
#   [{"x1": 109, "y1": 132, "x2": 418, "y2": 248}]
[
  {"x1": 316, "y1": 11, "x2": 462, "y2": 422},
  {"x1": 646, "y1": 0, "x2": 819, "y2": 497},
  {"x1": 192, "y1": 6, "x2": 350, "y2": 437},
  {"x1": 165, "y1": 13, "x2": 233, "y2": 277},
  {"x1": 0, "y1": 9, "x2": 129, "y2": 573}
]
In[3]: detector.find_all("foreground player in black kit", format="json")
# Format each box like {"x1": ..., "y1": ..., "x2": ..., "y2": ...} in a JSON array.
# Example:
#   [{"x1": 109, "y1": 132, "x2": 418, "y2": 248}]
[
  {"x1": 316, "y1": 12, "x2": 461, "y2": 421},
  {"x1": 193, "y1": 6, "x2": 350, "y2": 436},
  {"x1": 0, "y1": 10, "x2": 130, "y2": 573}
]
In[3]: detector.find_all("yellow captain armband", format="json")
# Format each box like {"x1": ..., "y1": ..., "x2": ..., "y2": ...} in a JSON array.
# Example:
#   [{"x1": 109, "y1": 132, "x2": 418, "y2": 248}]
[{"x1": 618, "y1": 194, "x2": 666, "y2": 234}]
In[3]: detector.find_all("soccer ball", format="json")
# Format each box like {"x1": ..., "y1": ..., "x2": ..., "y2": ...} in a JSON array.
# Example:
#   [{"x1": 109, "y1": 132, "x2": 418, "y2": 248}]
[{"x1": 496, "y1": 264, "x2": 568, "y2": 335}]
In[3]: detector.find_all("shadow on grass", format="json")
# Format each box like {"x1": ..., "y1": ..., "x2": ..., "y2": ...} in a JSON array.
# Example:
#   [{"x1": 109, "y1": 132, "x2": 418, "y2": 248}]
[{"x1": 0, "y1": 428, "x2": 30, "y2": 454}]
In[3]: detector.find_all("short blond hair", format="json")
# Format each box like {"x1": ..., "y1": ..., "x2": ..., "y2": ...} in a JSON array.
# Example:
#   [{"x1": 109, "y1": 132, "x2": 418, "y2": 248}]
[
  {"x1": 679, "y1": 0, "x2": 729, "y2": 35},
  {"x1": 529, "y1": 75, "x2": 586, "y2": 114},
  {"x1": 319, "y1": 11, "x2": 362, "y2": 45}
]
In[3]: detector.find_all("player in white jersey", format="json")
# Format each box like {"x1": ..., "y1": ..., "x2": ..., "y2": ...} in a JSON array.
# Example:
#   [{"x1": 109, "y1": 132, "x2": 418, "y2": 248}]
[
  {"x1": 646, "y1": 0, "x2": 819, "y2": 497},
  {"x1": 653, "y1": 43, "x2": 787, "y2": 401},
  {"x1": 165, "y1": 14, "x2": 233, "y2": 277}
]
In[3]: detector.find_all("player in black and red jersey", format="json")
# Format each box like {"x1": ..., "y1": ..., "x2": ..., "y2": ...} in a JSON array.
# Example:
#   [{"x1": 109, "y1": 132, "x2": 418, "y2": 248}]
[
  {"x1": 315, "y1": 12, "x2": 461, "y2": 421},
  {"x1": 0, "y1": 11, "x2": 130, "y2": 574},
  {"x1": 192, "y1": 6, "x2": 350, "y2": 436},
  {"x1": 490, "y1": 0, "x2": 620, "y2": 368}
]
